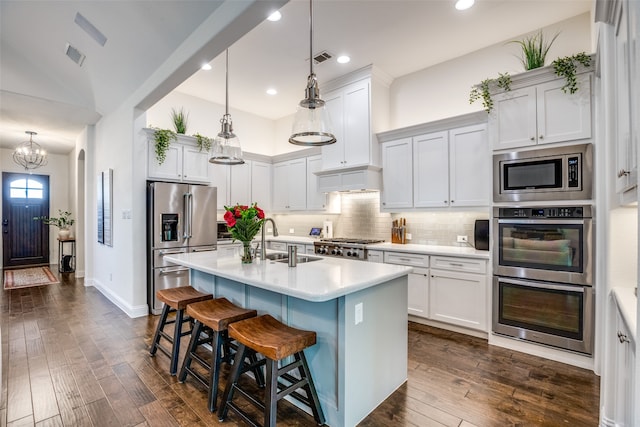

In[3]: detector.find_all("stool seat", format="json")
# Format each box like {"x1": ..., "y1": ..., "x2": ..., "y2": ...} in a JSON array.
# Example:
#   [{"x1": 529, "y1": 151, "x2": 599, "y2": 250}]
[
  {"x1": 157, "y1": 286, "x2": 212, "y2": 310},
  {"x1": 187, "y1": 297, "x2": 257, "y2": 331},
  {"x1": 229, "y1": 314, "x2": 316, "y2": 361}
]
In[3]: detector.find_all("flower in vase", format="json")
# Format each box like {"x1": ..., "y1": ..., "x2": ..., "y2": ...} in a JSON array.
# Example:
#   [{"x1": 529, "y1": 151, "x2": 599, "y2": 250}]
[{"x1": 223, "y1": 203, "x2": 265, "y2": 242}]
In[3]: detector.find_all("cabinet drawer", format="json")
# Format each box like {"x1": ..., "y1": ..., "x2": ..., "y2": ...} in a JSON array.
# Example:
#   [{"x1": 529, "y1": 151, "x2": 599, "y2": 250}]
[
  {"x1": 431, "y1": 256, "x2": 486, "y2": 274},
  {"x1": 367, "y1": 250, "x2": 384, "y2": 263},
  {"x1": 384, "y1": 251, "x2": 429, "y2": 267},
  {"x1": 268, "y1": 242, "x2": 287, "y2": 251}
]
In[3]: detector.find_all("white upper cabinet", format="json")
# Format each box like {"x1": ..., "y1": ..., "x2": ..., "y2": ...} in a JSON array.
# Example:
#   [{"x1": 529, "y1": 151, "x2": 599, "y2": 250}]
[
  {"x1": 146, "y1": 131, "x2": 210, "y2": 183},
  {"x1": 490, "y1": 71, "x2": 592, "y2": 151},
  {"x1": 306, "y1": 155, "x2": 329, "y2": 211},
  {"x1": 210, "y1": 158, "x2": 272, "y2": 212},
  {"x1": 229, "y1": 161, "x2": 251, "y2": 205},
  {"x1": 449, "y1": 124, "x2": 490, "y2": 207},
  {"x1": 381, "y1": 138, "x2": 413, "y2": 209},
  {"x1": 273, "y1": 158, "x2": 307, "y2": 211},
  {"x1": 251, "y1": 160, "x2": 272, "y2": 212},
  {"x1": 413, "y1": 131, "x2": 450, "y2": 208}
]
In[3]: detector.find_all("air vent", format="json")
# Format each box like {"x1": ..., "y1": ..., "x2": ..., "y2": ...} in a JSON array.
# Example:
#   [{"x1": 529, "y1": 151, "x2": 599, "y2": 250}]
[
  {"x1": 65, "y1": 43, "x2": 86, "y2": 66},
  {"x1": 74, "y1": 12, "x2": 107, "y2": 47},
  {"x1": 313, "y1": 51, "x2": 333, "y2": 64}
]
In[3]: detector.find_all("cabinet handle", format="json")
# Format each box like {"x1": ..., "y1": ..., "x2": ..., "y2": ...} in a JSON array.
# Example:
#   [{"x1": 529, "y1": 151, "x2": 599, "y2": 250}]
[
  {"x1": 530, "y1": 137, "x2": 535, "y2": 141},
  {"x1": 382, "y1": 202, "x2": 386, "y2": 205},
  {"x1": 444, "y1": 201, "x2": 447, "y2": 204},
  {"x1": 451, "y1": 200, "x2": 454, "y2": 203},
  {"x1": 449, "y1": 263, "x2": 464, "y2": 267},
  {"x1": 618, "y1": 169, "x2": 630, "y2": 178},
  {"x1": 539, "y1": 135, "x2": 544, "y2": 140}
]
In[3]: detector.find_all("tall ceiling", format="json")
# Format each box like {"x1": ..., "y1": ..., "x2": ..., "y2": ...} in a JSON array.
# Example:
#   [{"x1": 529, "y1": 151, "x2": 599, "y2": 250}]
[{"x1": 0, "y1": 0, "x2": 591, "y2": 155}]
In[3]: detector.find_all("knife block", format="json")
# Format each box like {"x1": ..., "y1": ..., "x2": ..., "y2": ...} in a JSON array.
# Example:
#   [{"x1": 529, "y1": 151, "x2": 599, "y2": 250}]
[{"x1": 391, "y1": 226, "x2": 406, "y2": 244}]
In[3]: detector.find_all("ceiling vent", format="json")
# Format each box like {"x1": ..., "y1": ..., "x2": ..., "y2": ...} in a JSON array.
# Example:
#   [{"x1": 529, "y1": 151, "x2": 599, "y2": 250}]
[
  {"x1": 65, "y1": 43, "x2": 86, "y2": 66},
  {"x1": 313, "y1": 51, "x2": 332, "y2": 65},
  {"x1": 74, "y1": 12, "x2": 107, "y2": 47}
]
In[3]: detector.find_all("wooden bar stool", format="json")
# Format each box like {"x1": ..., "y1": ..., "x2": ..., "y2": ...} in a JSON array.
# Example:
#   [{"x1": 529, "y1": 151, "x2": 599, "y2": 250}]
[
  {"x1": 178, "y1": 297, "x2": 264, "y2": 412},
  {"x1": 218, "y1": 314, "x2": 325, "y2": 427},
  {"x1": 149, "y1": 286, "x2": 213, "y2": 375}
]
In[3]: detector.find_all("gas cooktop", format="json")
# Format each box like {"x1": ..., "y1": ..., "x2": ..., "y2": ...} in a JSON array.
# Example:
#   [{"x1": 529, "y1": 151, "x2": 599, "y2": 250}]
[{"x1": 318, "y1": 238, "x2": 385, "y2": 245}]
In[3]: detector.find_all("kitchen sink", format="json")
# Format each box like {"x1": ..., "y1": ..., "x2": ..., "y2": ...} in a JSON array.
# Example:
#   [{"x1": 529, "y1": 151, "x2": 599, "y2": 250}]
[
  {"x1": 275, "y1": 256, "x2": 322, "y2": 264},
  {"x1": 263, "y1": 252, "x2": 289, "y2": 261}
]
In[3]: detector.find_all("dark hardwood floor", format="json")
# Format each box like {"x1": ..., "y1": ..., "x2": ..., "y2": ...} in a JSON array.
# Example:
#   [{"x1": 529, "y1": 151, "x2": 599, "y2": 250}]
[{"x1": 1, "y1": 272, "x2": 600, "y2": 426}]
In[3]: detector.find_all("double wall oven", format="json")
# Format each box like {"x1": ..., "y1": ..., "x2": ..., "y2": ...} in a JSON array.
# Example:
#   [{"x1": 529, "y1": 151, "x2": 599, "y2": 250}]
[{"x1": 492, "y1": 144, "x2": 595, "y2": 355}]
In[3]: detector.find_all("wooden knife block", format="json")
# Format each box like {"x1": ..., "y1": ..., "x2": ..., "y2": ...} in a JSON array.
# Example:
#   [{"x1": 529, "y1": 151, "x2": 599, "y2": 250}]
[{"x1": 391, "y1": 226, "x2": 406, "y2": 244}]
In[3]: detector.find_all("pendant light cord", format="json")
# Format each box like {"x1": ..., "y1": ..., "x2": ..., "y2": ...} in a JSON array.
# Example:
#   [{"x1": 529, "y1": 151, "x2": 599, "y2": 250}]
[
  {"x1": 309, "y1": 0, "x2": 314, "y2": 77},
  {"x1": 225, "y1": 49, "x2": 230, "y2": 116}
]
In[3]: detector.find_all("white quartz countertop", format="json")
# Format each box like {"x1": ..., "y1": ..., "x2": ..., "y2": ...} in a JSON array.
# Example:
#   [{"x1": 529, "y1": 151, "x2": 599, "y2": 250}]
[
  {"x1": 164, "y1": 250, "x2": 412, "y2": 302},
  {"x1": 266, "y1": 235, "x2": 318, "y2": 244},
  {"x1": 612, "y1": 287, "x2": 637, "y2": 342},
  {"x1": 367, "y1": 242, "x2": 490, "y2": 259}
]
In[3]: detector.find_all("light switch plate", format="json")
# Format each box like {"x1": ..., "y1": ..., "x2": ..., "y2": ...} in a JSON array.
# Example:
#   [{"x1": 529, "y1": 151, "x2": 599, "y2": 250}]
[{"x1": 355, "y1": 302, "x2": 363, "y2": 325}]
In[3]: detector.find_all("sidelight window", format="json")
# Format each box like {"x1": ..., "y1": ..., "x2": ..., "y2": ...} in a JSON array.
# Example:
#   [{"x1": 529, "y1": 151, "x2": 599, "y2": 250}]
[{"x1": 9, "y1": 178, "x2": 44, "y2": 199}]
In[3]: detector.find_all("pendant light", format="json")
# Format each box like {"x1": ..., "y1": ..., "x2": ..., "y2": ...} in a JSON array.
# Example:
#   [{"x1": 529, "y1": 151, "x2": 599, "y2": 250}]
[
  {"x1": 13, "y1": 131, "x2": 48, "y2": 170},
  {"x1": 210, "y1": 49, "x2": 244, "y2": 165},
  {"x1": 289, "y1": 0, "x2": 336, "y2": 146}
]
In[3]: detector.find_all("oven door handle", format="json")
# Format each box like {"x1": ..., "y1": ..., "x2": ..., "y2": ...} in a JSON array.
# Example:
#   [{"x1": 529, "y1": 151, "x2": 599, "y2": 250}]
[
  {"x1": 497, "y1": 277, "x2": 586, "y2": 293},
  {"x1": 496, "y1": 219, "x2": 588, "y2": 225}
]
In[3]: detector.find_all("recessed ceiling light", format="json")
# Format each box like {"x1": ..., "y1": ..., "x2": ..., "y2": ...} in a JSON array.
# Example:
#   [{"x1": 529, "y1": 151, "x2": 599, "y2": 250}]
[
  {"x1": 201, "y1": 63, "x2": 212, "y2": 71},
  {"x1": 337, "y1": 55, "x2": 351, "y2": 64},
  {"x1": 455, "y1": 0, "x2": 475, "y2": 10},
  {"x1": 267, "y1": 11, "x2": 282, "y2": 21},
  {"x1": 266, "y1": 88, "x2": 277, "y2": 95}
]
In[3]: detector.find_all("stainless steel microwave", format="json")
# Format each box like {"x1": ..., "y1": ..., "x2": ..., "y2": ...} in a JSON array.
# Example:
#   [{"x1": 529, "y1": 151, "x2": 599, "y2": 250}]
[{"x1": 493, "y1": 143, "x2": 593, "y2": 202}]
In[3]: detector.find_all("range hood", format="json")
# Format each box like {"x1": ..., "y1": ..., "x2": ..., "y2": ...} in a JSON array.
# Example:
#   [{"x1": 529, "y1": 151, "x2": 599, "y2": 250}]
[{"x1": 314, "y1": 165, "x2": 381, "y2": 192}]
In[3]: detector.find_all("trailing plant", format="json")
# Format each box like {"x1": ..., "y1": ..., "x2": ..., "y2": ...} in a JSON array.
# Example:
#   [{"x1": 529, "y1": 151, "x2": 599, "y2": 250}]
[
  {"x1": 34, "y1": 210, "x2": 75, "y2": 229},
  {"x1": 510, "y1": 30, "x2": 559, "y2": 70},
  {"x1": 552, "y1": 52, "x2": 591, "y2": 94},
  {"x1": 171, "y1": 107, "x2": 189, "y2": 134},
  {"x1": 152, "y1": 127, "x2": 177, "y2": 165},
  {"x1": 469, "y1": 73, "x2": 512, "y2": 113},
  {"x1": 193, "y1": 133, "x2": 213, "y2": 152}
]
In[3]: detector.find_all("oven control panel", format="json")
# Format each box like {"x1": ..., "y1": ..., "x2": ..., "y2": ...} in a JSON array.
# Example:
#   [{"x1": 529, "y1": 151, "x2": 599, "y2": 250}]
[{"x1": 496, "y1": 206, "x2": 591, "y2": 219}]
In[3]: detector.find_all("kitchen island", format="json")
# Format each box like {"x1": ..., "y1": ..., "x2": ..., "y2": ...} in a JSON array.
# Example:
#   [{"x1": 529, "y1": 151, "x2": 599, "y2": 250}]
[{"x1": 164, "y1": 250, "x2": 412, "y2": 427}]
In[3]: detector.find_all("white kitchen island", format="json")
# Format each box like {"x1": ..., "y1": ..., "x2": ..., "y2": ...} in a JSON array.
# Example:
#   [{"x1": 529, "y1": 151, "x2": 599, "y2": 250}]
[{"x1": 164, "y1": 250, "x2": 412, "y2": 427}]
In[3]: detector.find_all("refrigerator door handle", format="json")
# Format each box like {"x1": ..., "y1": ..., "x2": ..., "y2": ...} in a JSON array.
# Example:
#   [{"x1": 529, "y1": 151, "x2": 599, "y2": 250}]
[
  {"x1": 183, "y1": 192, "x2": 191, "y2": 240},
  {"x1": 187, "y1": 192, "x2": 193, "y2": 239},
  {"x1": 158, "y1": 267, "x2": 190, "y2": 275}
]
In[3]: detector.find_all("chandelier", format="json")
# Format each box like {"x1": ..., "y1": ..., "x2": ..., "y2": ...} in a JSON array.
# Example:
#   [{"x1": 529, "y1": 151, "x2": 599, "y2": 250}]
[{"x1": 13, "y1": 131, "x2": 48, "y2": 170}]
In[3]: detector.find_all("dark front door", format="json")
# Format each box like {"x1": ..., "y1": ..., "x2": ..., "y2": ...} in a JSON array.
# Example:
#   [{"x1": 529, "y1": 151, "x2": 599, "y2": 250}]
[{"x1": 2, "y1": 172, "x2": 50, "y2": 268}]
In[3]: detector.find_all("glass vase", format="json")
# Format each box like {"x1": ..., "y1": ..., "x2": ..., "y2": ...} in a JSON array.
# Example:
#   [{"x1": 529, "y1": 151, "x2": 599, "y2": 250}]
[{"x1": 241, "y1": 241, "x2": 253, "y2": 264}]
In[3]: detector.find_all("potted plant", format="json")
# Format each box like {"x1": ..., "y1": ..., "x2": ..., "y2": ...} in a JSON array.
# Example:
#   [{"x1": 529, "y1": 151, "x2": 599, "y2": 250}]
[
  {"x1": 152, "y1": 127, "x2": 177, "y2": 165},
  {"x1": 171, "y1": 107, "x2": 188, "y2": 134},
  {"x1": 34, "y1": 209, "x2": 75, "y2": 239},
  {"x1": 223, "y1": 203, "x2": 265, "y2": 263},
  {"x1": 193, "y1": 133, "x2": 213, "y2": 152},
  {"x1": 510, "y1": 30, "x2": 559, "y2": 70}
]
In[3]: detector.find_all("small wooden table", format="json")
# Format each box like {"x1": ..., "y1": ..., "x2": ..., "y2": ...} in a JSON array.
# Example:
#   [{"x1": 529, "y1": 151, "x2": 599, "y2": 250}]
[{"x1": 58, "y1": 238, "x2": 76, "y2": 273}]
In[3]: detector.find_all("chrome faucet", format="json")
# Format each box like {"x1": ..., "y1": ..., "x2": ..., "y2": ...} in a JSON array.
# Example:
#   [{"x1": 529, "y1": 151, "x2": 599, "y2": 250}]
[{"x1": 260, "y1": 218, "x2": 279, "y2": 259}]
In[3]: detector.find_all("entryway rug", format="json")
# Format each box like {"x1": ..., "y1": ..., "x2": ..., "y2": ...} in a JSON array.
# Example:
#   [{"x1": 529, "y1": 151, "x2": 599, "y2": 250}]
[{"x1": 3, "y1": 267, "x2": 59, "y2": 290}]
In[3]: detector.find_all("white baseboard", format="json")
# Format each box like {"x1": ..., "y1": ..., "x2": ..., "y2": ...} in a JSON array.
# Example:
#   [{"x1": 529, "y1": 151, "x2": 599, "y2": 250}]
[{"x1": 84, "y1": 278, "x2": 148, "y2": 318}]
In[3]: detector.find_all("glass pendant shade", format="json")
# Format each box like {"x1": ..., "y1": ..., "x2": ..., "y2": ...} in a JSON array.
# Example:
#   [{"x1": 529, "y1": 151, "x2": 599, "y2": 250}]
[
  {"x1": 289, "y1": 0, "x2": 335, "y2": 146},
  {"x1": 13, "y1": 131, "x2": 48, "y2": 170},
  {"x1": 209, "y1": 49, "x2": 244, "y2": 165}
]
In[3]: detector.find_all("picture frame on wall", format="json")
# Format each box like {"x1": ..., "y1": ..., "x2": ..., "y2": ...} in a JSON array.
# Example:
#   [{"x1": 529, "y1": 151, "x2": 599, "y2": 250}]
[{"x1": 97, "y1": 168, "x2": 113, "y2": 246}]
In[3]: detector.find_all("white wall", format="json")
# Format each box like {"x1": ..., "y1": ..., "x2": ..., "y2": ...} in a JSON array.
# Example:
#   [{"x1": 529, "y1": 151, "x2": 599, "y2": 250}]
[
  {"x1": 0, "y1": 149, "x2": 71, "y2": 266},
  {"x1": 388, "y1": 13, "x2": 592, "y2": 129}
]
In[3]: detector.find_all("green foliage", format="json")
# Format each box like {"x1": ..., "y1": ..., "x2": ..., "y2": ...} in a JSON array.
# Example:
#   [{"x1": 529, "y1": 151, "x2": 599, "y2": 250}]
[
  {"x1": 34, "y1": 210, "x2": 75, "y2": 229},
  {"x1": 552, "y1": 53, "x2": 592, "y2": 94},
  {"x1": 469, "y1": 73, "x2": 512, "y2": 113},
  {"x1": 223, "y1": 203, "x2": 265, "y2": 242},
  {"x1": 193, "y1": 133, "x2": 213, "y2": 152},
  {"x1": 152, "y1": 128, "x2": 177, "y2": 165},
  {"x1": 510, "y1": 31, "x2": 559, "y2": 70},
  {"x1": 171, "y1": 107, "x2": 188, "y2": 134}
]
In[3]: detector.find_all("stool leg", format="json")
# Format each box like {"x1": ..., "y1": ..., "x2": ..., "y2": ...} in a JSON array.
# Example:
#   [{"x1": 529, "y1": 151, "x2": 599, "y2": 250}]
[
  {"x1": 297, "y1": 351, "x2": 325, "y2": 425},
  {"x1": 178, "y1": 320, "x2": 203, "y2": 382},
  {"x1": 247, "y1": 351, "x2": 266, "y2": 388},
  {"x1": 149, "y1": 304, "x2": 170, "y2": 356},
  {"x1": 218, "y1": 343, "x2": 247, "y2": 421},
  {"x1": 264, "y1": 358, "x2": 279, "y2": 427},
  {"x1": 170, "y1": 308, "x2": 184, "y2": 375},
  {"x1": 208, "y1": 330, "x2": 224, "y2": 412}
]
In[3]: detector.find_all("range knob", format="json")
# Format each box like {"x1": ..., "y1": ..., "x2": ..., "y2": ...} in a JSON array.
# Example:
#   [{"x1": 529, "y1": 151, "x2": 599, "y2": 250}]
[
  {"x1": 346, "y1": 250, "x2": 353, "y2": 257},
  {"x1": 336, "y1": 249, "x2": 343, "y2": 256},
  {"x1": 331, "y1": 248, "x2": 338, "y2": 255},
  {"x1": 350, "y1": 249, "x2": 359, "y2": 257}
]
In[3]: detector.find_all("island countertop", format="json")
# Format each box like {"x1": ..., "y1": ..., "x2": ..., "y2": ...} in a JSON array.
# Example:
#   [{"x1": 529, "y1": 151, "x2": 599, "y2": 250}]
[{"x1": 164, "y1": 250, "x2": 412, "y2": 302}]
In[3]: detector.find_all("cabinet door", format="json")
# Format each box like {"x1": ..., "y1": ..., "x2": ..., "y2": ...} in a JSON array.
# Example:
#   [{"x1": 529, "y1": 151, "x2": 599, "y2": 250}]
[
  {"x1": 429, "y1": 269, "x2": 487, "y2": 331},
  {"x1": 449, "y1": 124, "x2": 489, "y2": 207},
  {"x1": 182, "y1": 145, "x2": 210, "y2": 183},
  {"x1": 229, "y1": 161, "x2": 251, "y2": 205},
  {"x1": 210, "y1": 163, "x2": 230, "y2": 209},
  {"x1": 536, "y1": 74, "x2": 592, "y2": 145},
  {"x1": 490, "y1": 87, "x2": 537, "y2": 150},
  {"x1": 614, "y1": 308, "x2": 636, "y2": 427},
  {"x1": 343, "y1": 80, "x2": 371, "y2": 167},
  {"x1": 287, "y1": 158, "x2": 307, "y2": 210},
  {"x1": 413, "y1": 131, "x2": 449, "y2": 207},
  {"x1": 148, "y1": 141, "x2": 182, "y2": 181},
  {"x1": 322, "y1": 90, "x2": 345, "y2": 169},
  {"x1": 307, "y1": 155, "x2": 328, "y2": 210},
  {"x1": 272, "y1": 161, "x2": 289, "y2": 210},
  {"x1": 408, "y1": 268, "x2": 429, "y2": 318},
  {"x1": 381, "y1": 138, "x2": 413, "y2": 209},
  {"x1": 251, "y1": 161, "x2": 272, "y2": 212}
]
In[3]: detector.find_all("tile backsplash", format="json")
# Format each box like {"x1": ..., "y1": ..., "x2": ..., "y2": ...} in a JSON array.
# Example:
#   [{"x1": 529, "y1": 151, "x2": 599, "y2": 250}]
[{"x1": 272, "y1": 192, "x2": 489, "y2": 247}]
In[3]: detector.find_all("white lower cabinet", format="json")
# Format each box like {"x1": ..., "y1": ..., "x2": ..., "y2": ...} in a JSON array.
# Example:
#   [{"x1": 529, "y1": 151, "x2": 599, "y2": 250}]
[
  {"x1": 217, "y1": 243, "x2": 241, "y2": 258},
  {"x1": 408, "y1": 267, "x2": 429, "y2": 318},
  {"x1": 367, "y1": 250, "x2": 383, "y2": 263},
  {"x1": 614, "y1": 301, "x2": 636, "y2": 426},
  {"x1": 430, "y1": 256, "x2": 487, "y2": 332}
]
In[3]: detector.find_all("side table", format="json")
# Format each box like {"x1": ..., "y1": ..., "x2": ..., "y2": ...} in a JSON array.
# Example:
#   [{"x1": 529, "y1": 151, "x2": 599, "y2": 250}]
[{"x1": 58, "y1": 238, "x2": 76, "y2": 273}]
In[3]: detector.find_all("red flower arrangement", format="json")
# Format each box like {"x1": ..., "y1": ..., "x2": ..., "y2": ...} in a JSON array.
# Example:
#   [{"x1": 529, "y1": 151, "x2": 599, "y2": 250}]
[{"x1": 223, "y1": 203, "x2": 265, "y2": 242}]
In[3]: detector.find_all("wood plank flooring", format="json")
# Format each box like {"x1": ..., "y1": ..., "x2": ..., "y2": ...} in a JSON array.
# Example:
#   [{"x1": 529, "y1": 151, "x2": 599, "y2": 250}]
[{"x1": 0, "y1": 272, "x2": 600, "y2": 426}]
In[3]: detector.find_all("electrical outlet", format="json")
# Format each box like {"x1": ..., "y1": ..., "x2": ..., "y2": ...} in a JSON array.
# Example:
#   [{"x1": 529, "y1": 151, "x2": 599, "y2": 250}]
[
  {"x1": 406, "y1": 233, "x2": 412, "y2": 240},
  {"x1": 457, "y1": 235, "x2": 468, "y2": 243},
  {"x1": 355, "y1": 302, "x2": 363, "y2": 325},
  {"x1": 289, "y1": 228, "x2": 295, "y2": 234}
]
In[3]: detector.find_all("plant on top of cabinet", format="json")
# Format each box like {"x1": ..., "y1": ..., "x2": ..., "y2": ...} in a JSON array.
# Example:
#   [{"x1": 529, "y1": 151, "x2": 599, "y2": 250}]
[
  {"x1": 171, "y1": 107, "x2": 188, "y2": 134},
  {"x1": 152, "y1": 127, "x2": 177, "y2": 165},
  {"x1": 193, "y1": 133, "x2": 212, "y2": 152},
  {"x1": 509, "y1": 30, "x2": 559, "y2": 70},
  {"x1": 552, "y1": 52, "x2": 592, "y2": 94},
  {"x1": 469, "y1": 73, "x2": 512, "y2": 113}
]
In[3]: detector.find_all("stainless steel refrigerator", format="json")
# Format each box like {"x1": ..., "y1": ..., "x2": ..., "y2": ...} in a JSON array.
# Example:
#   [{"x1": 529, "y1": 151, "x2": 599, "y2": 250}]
[{"x1": 146, "y1": 181, "x2": 217, "y2": 314}]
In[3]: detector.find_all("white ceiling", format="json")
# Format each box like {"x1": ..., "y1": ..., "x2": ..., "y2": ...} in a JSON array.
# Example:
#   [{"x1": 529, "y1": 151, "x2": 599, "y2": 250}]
[{"x1": 0, "y1": 0, "x2": 591, "y2": 155}]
